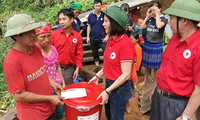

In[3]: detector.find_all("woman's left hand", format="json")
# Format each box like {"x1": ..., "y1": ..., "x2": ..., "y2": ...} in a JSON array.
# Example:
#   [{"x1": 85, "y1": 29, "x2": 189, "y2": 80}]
[{"x1": 97, "y1": 91, "x2": 109, "y2": 105}]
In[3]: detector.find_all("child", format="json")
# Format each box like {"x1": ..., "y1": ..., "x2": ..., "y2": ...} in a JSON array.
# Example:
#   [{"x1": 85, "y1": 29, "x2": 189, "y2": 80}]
[
  {"x1": 130, "y1": 32, "x2": 142, "y2": 75},
  {"x1": 135, "y1": 18, "x2": 144, "y2": 46},
  {"x1": 36, "y1": 22, "x2": 65, "y2": 120},
  {"x1": 126, "y1": 32, "x2": 142, "y2": 113}
]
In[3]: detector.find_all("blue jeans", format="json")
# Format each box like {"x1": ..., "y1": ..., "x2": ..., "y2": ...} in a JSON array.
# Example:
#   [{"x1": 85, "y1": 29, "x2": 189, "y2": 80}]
[{"x1": 105, "y1": 79, "x2": 131, "y2": 120}]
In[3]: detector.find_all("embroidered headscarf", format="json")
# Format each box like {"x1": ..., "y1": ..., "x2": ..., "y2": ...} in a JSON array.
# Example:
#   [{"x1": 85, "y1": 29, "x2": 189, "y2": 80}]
[{"x1": 36, "y1": 22, "x2": 51, "y2": 35}]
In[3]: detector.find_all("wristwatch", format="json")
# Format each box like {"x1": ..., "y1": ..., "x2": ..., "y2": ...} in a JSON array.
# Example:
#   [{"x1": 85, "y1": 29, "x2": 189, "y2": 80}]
[{"x1": 181, "y1": 114, "x2": 190, "y2": 120}]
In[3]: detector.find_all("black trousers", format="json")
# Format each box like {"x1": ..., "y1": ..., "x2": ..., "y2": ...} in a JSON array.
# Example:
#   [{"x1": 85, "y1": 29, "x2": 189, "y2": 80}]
[
  {"x1": 47, "y1": 110, "x2": 56, "y2": 120},
  {"x1": 90, "y1": 39, "x2": 106, "y2": 62},
  {"x1": 150, "y1": 87, "x2": 189, "y2": 120}
]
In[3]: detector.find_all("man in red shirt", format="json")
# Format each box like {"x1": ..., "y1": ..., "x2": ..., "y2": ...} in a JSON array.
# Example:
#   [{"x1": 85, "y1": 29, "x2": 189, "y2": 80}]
[
  {"x1": 150, "y1": 0, "x2": 200, "y2": 120},
  {"x1": 4, "y1": 14, "x2": 64, "y2": 120},
  {"x1": 50, "y1": 9, "x2": 83, "y2": 86}
]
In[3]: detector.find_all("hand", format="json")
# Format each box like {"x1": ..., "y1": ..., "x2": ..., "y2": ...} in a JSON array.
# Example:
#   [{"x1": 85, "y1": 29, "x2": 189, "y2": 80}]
[
  {"x1": 73, "y1": 69, "x2": 79, "y2": 81},
  {"x1": 134, "y1": 84, "x2": 138, "y2": 91},
  {"x1": 151, "y1": 6, "x2": 160, "y2": 15},
  {"x1": 52, "y1": 82, "x2": 63, "y2": 95},
  {"x1": 176, "y1": 116, "x2": 182, "y2": 120},
  {"x1": 97, "y1": 91, "x2": 109, "y2": 105},
  {"x1": 164, "y1": 34, "x2": 168, "y2": 38},
  {"x1": 146, "y1": 8, "x2": 152, "y2": 17},
  {"x1": 149, "y1": 87, "x2": 156, "y2": 102},
  {"x1": 88, "y1": 76, "x2": 99, "y2": 85},
  {"x1": 127, "y1": 26, "x2": 133, "y2": 32},
  {"x1": 49, "y1": 95, "x2": 64, "y2": 106},
  {"x1": 62, "y1": 84, "x2": 66, "y2": 88},
  {"x1": 102, "y1": 35, "x2": 109, "y2": 42},
  {"x1": 86, "y1": 37, "x2": 90, "y2": 44}
]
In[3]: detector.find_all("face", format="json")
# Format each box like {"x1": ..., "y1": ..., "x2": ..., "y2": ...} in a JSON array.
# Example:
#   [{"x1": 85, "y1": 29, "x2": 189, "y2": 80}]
[
  {"x1": 137, "y1": 19, "x2": 143, "y2": 26},
  {"x1": 150, "y1": 5, "x2": 160, "y2": 17},
  {"x1": 36, "y1": 33, "x2": 51, "y2": 48},
  {"x1": 129, "y1": 35, "x2": 138, "y2": 44},
  {"x1": 16, "y1": 30, "x2": 36, "y2": 46},
  {"x1": 94, "y1": 2, "x2": 102, "y2": 12},
  {"x1": 103, "y1": 15, "x2": 111, "y2": 34},
  {"x1": 59, "y1": 13, "x2": 73, "y2": 29},
  {"x1": 73, "y1": 9, "x2": 81, "y2": 18},
  {"x1": 168, "y1": 15, "x2": 177, "y2": 34},
  {"x1": 150, "y1": 8, "x2": 156, "y2": 17}
]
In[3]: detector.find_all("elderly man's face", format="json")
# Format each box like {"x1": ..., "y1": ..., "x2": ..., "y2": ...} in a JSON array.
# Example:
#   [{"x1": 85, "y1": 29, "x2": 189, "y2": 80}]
[
  {"x1": 14, "y1": 30, "x2": 36, "y2": 47},
  {"x1": 168, "y1": 15, "x2": 178, "y2": 34}
]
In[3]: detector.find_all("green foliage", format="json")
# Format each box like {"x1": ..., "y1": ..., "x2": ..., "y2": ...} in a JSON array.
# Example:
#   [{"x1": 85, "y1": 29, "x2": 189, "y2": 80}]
[
  {"x1": 0, "y1": 38, "x2": 15, "y2": 113},
  {"x1": 0, "y1": 0, "x2": 122, "y2": 28}
]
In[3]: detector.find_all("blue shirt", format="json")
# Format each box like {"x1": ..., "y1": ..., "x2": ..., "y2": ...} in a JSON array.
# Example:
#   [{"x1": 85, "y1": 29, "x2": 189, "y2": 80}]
[{"x1": 87, "y1": 11, "x2": 104, "y2": 41}]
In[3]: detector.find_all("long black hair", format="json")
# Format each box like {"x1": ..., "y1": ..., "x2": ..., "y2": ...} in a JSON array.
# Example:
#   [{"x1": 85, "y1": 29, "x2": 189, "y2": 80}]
[{"x1": 149, "y1": 1, "x2": 162, "y2": 8}]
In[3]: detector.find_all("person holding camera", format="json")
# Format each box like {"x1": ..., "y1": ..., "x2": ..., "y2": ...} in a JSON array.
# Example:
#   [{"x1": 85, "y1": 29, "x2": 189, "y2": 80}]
[{"x1": 139, "y1": 2, "x2": 168, "y2": 87}]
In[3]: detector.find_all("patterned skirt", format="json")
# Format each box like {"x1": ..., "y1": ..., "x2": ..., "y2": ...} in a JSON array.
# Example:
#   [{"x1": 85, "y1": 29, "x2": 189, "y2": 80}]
[{"x1": 142, "y1": 42, "x2": 163, "y2": 69}]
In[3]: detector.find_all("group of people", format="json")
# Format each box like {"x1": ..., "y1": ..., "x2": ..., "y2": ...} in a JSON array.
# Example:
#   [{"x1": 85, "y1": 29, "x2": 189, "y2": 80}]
[{"x1": 3, "y1": 0, "x2": 200, "y2": 120}]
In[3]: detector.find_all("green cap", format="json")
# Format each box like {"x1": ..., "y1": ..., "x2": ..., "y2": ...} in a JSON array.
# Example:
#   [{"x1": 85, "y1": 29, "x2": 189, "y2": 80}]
[
  {"x1": 68, "y1": 3, "x2": 82, "y2": 10},
  {"x1": 163, "y1": 0, "x2": 200, "y2": 22},
  {"x1": 101, "y1": 6, "x2": 128, "y2": 31},
  {"x1": 4, "y1": 14, "x2": 41, "y2": 38}
]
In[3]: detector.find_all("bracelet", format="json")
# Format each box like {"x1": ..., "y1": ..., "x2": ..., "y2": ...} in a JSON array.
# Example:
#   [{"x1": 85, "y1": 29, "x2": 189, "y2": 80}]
[
  {"x1": 105, "y1": 89, "x2": 111, "y2": 95},
  {"x1": 95, "y1": 74, "x2": 100, "y2": 79}
]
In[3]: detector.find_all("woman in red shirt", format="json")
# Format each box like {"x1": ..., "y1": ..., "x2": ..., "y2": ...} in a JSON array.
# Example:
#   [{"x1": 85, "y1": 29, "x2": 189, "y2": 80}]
[{"x1": 89, "y1": 6, "x2": 135, "y2": 120}]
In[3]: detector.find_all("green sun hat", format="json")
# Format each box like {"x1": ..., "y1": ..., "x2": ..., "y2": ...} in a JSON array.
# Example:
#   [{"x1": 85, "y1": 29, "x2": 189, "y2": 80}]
[
  {"x1": 101, "y1": 6, "x2": 128, "y2": 31},
  {"x1": 163, "y1": 0, "x2": 200, "y2": 22},
  {"x1": 4, "y1": 14, "x2": 41, "y2": 38},
  {"x1": 68, "y1": 2, "x2": 82, "y2": 10}
]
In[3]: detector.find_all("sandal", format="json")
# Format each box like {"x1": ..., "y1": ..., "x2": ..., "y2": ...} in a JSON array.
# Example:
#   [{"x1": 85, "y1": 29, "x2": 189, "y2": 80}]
[{"x1": 138, "y1": 82, "x2": 146, "y2": 87}]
